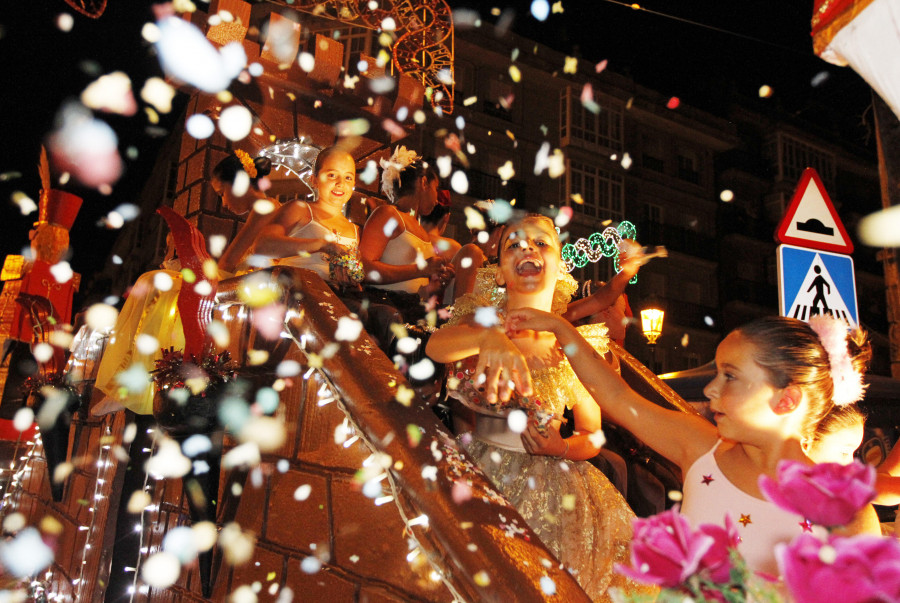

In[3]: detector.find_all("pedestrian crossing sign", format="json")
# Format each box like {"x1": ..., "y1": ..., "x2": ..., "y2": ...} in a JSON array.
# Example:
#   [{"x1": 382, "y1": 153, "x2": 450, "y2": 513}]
[{"x1": 777, "y1": 244, "x2": 858, "y2": 327}]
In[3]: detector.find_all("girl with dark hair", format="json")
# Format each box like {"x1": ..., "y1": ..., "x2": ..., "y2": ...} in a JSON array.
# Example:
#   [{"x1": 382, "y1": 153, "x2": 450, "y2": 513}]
[{"x1": 358, "y1": 146, "x2": 453, "y2": 317}]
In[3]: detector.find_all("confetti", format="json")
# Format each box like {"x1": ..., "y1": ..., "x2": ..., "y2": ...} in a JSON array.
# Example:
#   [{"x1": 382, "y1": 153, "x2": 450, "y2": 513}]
[
  {"x1": 409, "y1": 358, "x2": 435, "y2": 381},
  {"x1": 508, "y1": 65, "x2": 522, "y2": 82},
  {"x1": 580, "y1": 83, "x2": 600, "y2": 114},
  {"x1": 497, "y1": 160, "x2": 515, "y2": 181},
  {"x1": 0, "y1": 528, "x2": 54, "y2": 578},
  {"x1": 359, "y1": 160, "x2": 378, "y2": 184},
  {"x1": 620, "y1": 153, "x2": 633, "y2": 170},
  {"x1": 552, "y1": 1, "x2": 564, "y2": 13},
  {"x1": 219, "y1": 105, "x2": 253, "y2": 141},
  {"x1": 219, "y1": 523, "x2": 256, "y2": 565},
  {"x1": 222, "y1": 442, "x2": 261, "y2": 469},
  {"x1": 49, "y1": 261, "x2": 73, "y2": 283},
  {"x1": 335, "y1": 316, "x2": 364, "y2": 342},
  {"x1": 81, "y1": 71, "x2": 137, "y2": 116},
  {"x1": 507, "y1": 409, "x2": 528, "y2": 434},
  {"x1": 719, "y1": 189, "x2": 734, "y2": 202},
  {"x1": 126, "y1": 490, "x2": 152, "y2": 514},
  {"x1": 530, "y1": 0, "x2": 550, "y2": 21},
  {"x1": 141, "y1": 77, "x2": 177, "y2": 114},
  {"x1": 294, "y1": 484, "x2": 312, "y2": 501},
  {"x1": 563, "y1": 56, "x2": 578, "y2": 74},
  {"x1": 11, "y1": 191, "x2": 37, "y2": 215},
  {"x1": 474, "y1": 571, "x2": 491, "y2": 586},
  {"x1": 666, "y1": 96, "x2": 680, "y2": 109},
  {"x1": 555, "y1": 206, "x2": 573, "y2": 227},
  {"x1": 681, "y1": 333, "x2": 690, "y2": 347},
  {"x1": 12, "y1": 407, "x2": 33, "y2": 432},
  {"x1": 474, "y1": 307, "x2": 500, "y2": 328},
  {"x1": 32, "y1": 342, "x2": 54, "y2": 364},
  {"x1": 811, "y1": 71, "x2": 830, "y2": 88},
  {"x1": 86, "y1": 303, "x2": 119, "y2": 331},
  {"x1": 450, "y1": 170, "x2": 469, "y2": 194},
  {"x1": 163, "y1": 526, "x2": 198, "y2": 563},
  {"x1": 47, "y1": 102, "x2": 122, "y2": 189},
  {"x1": 859, "y1": 205, "x2": 900, "y2": 247},
  {"x1": 186, "y1": 113, "x2": 215, "y2": 139},
  {"x1": 154, "y1": 12, "x2": 246, "y2": 94},
  {"x1": 239, "y1": 416, "x2": 286, "y2": 452},
  {"x1": 595, "y1": 59, "x2": 608, "y2": 73},
  {"x1": 146, "y1": 438, "x2": 192, "y2": 479},
  {"x1": 540, "y1": 576, "x2": 557, "y2": 595},
  {"x1": 395, "y1": 384, "x2": 415, "y2": 406}
]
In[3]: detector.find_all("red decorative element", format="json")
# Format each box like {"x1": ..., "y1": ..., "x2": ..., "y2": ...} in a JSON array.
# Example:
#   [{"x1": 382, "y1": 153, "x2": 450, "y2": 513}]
[
  {"x1": 701, "y1": 474, "x2": 714, "y2": 485},
  {"x1": 38, "y1": 189, "x2": 82, "y2": 229},
  {"x1": 62, "y1": 0, "x2": 107, "y2": 18},
  {"x1": 436, "y1": 189, "x2": 451, "y2": 207},
  {"x1": 738, "y1": 514, "x2": 752, "y2": 527},
  {"x1": 157, "y1": 207, "x2": 218, "y2": 358}
]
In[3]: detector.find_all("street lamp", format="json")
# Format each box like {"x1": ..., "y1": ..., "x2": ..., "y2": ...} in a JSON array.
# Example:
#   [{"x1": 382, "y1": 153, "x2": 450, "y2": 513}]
[{"x1": 640, "y1": 300, "x2": 665, "y2": 372}]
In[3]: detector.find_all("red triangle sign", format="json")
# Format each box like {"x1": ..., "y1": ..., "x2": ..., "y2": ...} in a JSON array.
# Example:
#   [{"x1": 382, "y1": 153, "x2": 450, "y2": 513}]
[{"x1": 775, "y1": 168, "x2": 853, "y2": 253}]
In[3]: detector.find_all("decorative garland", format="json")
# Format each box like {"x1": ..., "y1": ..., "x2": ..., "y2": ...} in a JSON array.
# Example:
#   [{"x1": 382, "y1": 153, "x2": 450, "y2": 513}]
[
  {"x1": 233, "y1": 149, "x2": 257, "y2": 179},
  {"x1": 561, "y1": 220, "x2": 637, "y2": 281}
]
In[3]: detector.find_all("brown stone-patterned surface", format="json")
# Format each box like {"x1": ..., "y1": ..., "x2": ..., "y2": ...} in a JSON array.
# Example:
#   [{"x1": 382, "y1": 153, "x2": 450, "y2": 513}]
[
  {"x1": 330, "y1": 476, "x2": 447, "y2": 602},
  {"x1": 228, "y1": 545, "x2": 285, "y2": 599},
  {"x1": 264, "y1": 469, "x2": 329, "y2": 551},
  {"x1": 283, "y1": 563, "x2": 358, "y2": 602},
  {"x1": 232, "y1": 470, "x2": 268, "y2": 536}
]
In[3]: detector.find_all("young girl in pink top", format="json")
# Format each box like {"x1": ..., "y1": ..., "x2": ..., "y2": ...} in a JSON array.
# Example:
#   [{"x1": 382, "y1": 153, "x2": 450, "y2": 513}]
[{"x1": 502, "y1": 310, "x2": 881, "y2": 577}]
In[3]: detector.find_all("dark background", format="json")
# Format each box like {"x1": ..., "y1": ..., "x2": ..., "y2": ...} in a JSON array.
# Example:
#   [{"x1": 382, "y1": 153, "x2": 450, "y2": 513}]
[{"x1": 0, "y1": 1, "x2": 876, "y2": 284}]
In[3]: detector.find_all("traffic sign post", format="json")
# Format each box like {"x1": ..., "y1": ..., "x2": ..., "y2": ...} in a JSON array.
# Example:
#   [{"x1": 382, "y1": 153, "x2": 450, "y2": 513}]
[{"x1": 775, "y1": 168, "x2": 858, "y2": 327}]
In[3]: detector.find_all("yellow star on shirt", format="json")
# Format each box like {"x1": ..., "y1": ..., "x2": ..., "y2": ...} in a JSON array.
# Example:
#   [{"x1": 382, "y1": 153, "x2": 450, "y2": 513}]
[{"x1": 739, "y1": 514, "x2": 752, "y2": 527}]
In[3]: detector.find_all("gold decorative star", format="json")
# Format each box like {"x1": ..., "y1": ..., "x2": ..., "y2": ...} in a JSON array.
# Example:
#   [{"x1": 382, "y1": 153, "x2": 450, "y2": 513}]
[{"x1": 739, "y1": 514, "x2": 752, "y2": 527}]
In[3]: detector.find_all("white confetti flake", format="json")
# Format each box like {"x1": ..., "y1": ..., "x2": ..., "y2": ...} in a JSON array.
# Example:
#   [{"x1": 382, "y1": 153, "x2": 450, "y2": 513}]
[
  {"x1": 719, "y1": 189, "x2": 734, "y2": 202},
  {"x1": 81, "y1": 71, "x2": 137, "y2": 116},
  {"x1": 154, "y1": 13, "x2": 246, "y2": 94},
  {"x1": 450, "y1": 170, "x2": 469, "y2": 194},
  {"x1": 408, "y1": 358, "x2": 435, "y2": 381},
  {"x1": 859, "y1": 205, "x2": 900, "y2": 247},
  {"x1": 507, "y1": 409, "x2": 528, "y2": 434},
  {"x1": 238, "y1": 416, "x2": 286, "y2": 452},
  {"x1": 48, "y1": 101, "x2": 122, "y2": 189},
  {"x1": 540, "y1": 576, "x2": 557, "y2": 595},
  {"x1": 86, "y1": 303, "x2": 119, "y2": 331},
  {"x1": 193, "y1": 521, "x2": 218, "y2": 552},
  {"x1": 473, "y1": 306, "x2": 500, "y2": 328},
  {"x1": 497, "y1": 161, "x2": 515, "y2": 181},
  {"x1": 57, "y1": 13, "x2": 74, "y2": 32},
  {"x1": 531, "y1": 0, "x2": 550, "y2": 21},
  {"x1": 163, "y1": 526, "x2": 198, "y2": 563},
  {"x1": 298, "y1": 52, "x2": 315, "y2": 73},
  {"x1": 620, "y1": 153, "x2": 633, "y2": 170},
  {"x1": 0, "y1": 528, "x2": 54, "y2": 577},
  {"x1": 127, "y1": 490, "x2": 152, "y2": 513},
  {"x1": 12, "y1": 191, "x2": 38, "y2": 215},
  {"x1": 208, "y1": 234, "x2": 227, "y2": 258},
  {"x1": 223, "y1": 442, "x2": 261, "y2": 469},
  {"x1": 141, "y1": 77, "x2": 177, "y2": 114},
  {"x1": 186, "y1": 113, "x2": 215, "y2": 139},
  {"x1": 153, "y1": 271, "x2": 175, "y2": 292},
  {"x1": 146, "y1": 438, "x2": 192, "y2": 479},
  {"x1": 182, "y1": 434, "x2": 213, "y2": 458},
  {"x1": 219, "y1": 105, "x2": 253, "y2": 141},
  {"x1": 12, "y1": 407, "x2": 34, "y2": 432},
  {"x1": 588, "y1": 429, "x2": 606, "y2": 448},
  {"x1": 436, "y1": 155, "x2": 453, "y2": 179},
  {"x1": 32, "y1": 342, "x2": 54, "y2": 364},
  {"x1": 301, "y1": 556, "x2": 322, "y2": 574},
  {"x1": 294, "y1": 484, "x2": 312, "y2": 501},
  {"x1": 141, "y1": 551, "x2": 181, "y2": 588},
  {"x1": 395, "y1": 337, "x2": 419, "y2": 354},
  {"x1": 335, "y1": 316, "x2": 364, "y2": 342}
]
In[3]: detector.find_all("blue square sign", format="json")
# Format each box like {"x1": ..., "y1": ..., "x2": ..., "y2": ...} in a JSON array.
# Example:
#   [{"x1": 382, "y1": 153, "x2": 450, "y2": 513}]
[{"x1": 777, "y1": 244, "x2": 858, "y2": 327}]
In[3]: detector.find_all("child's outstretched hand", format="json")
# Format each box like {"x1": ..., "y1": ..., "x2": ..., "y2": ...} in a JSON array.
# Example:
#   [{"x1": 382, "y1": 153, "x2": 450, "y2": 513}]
[
  {"x1": 506, "y1": 307, "x2": 567, "y2": 336},
  {"x1": 475, "y1": 329, "x2": 533, "y2": 403},
  {"x1": 521, "y1": 421, "x2": 567, "y2": 458}
]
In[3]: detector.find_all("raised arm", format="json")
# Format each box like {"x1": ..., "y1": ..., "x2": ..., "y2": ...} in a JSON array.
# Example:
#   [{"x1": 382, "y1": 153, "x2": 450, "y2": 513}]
[
  {"x1": 506, "y1": 307, "x2": 718, "y2": 472},
  {"x1": 563, "y1": 245, "x2": 641, "y2": 323},
  {"x1": 218, "y1": 208, "x2": 276, "y2": 274},
  {"x1": 359, "y1": 205, "x2": 444, "y2": 285}
]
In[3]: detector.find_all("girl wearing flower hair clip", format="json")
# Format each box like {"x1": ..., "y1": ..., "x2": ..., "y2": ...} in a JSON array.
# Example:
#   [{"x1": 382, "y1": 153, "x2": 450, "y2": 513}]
[
  {"x1": 501, "y1": 310, "x2": 881, "y2": 577},
  {"x1": 358, "y1": 146, "x2": 453, "y2": 318}
]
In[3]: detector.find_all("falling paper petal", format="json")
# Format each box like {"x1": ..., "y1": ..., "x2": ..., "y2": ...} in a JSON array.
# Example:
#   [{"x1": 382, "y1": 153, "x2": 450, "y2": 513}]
[
  {"x1": 563, "y1": 56, "x2": 578, "y2": 74},
  {"x1": 450, "y1": 171, "x2": 469, "y2": 194},
  {"x1": 219, "y1": 105, "x2": 254, "y2": 141},
  {"x1": 335, "y1": 316, "x2": 364, "y2": 342},
  {"x1": 497, "y1": 161, "x2": 515, "y2": 181},
  {"x1": 666, "y1": 97, "x2": 680, "y2": 109},
  {"x1": 85, "y1": 303, "x2": 119, "y2": 331},
  {"x1": 81, "y1": 71, "x2": 137, "y2": 116},
  {"x1": 0, "y1": 528, "x2": 54, "y2": 578},
  {"x1": 186, "y1": 114, "x2": 215, "y2": 139},
  {"x1": 48, "y1": 102, "x2": 122, "y2": 189},
  {"x1": 141, "y1": 77, "x2": 177, "y2": 113},
  {"x1": 154, "y1": 13, "x2": 246, "y2": 94},
  {"x1": 508, "y1": 409, "x2": 528, "y2": 434},
  {"x1": 859, "y1": 205, "x2": 900, "y2": 247}
]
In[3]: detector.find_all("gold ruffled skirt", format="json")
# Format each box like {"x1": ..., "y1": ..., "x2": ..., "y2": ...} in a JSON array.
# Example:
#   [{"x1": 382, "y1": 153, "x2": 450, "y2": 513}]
[{"x1": 462, "y1": 437, "x2": 655, "y2": 602}]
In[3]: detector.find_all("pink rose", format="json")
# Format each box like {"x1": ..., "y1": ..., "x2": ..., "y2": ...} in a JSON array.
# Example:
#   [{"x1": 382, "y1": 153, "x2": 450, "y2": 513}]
[
  {"x1": 778, "y1": 532, "x2": 900, "y2": 603},
  {"x1": 758, "y1": 460, "x2": 875, "y2": 528},
  {"x1": 616, "y1": 508, "x2": 714, "y2": 587},
  {"x1": 696, "y1": 514, "x2": 741, "y2": 583}
]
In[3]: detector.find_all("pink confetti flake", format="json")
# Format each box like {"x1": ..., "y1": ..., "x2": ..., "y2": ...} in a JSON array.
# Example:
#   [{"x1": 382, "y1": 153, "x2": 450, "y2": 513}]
[
  {"x1": 595, "y1": 59, "x2": 608, "y2": 74},
  {"x1": 666, "y1": 97, "x2": 680, "y2": 109}
]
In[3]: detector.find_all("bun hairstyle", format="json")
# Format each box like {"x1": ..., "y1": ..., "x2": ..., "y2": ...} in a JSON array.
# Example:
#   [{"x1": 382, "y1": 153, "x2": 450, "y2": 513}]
[
  {"x1": 736, "y1": 316, "x2": 871, "y2": 438},
  {"x1": 379, "y1": 146, "x2": 437, "y2": 204},
  {"x1": 213, "y1": 151, "x2": 272, "y2": 187}
]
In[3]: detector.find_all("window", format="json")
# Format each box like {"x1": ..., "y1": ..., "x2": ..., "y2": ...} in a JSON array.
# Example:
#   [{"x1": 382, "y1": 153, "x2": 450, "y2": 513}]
[
  {"x1": 768, "y1": 133, "x2": 835, "y2": 188},
  {"x1": 644, "y1": 203, "x2": 663, "y2": 224},
  {"x1": 309, "y1": 25, "x2": 373, "y2": 74},
  {"x1": 642, "y1": 135, "x2": 665, "y2": 173},
  {"x1": 676, "y1": 148, "x2": 701, "y2": 184},
  {"x1": 559, "y1": 88, "x2": 623, "y2": 152},
  {"x1": 566, "y1": 160, "x2": 624, "y2": 220}
]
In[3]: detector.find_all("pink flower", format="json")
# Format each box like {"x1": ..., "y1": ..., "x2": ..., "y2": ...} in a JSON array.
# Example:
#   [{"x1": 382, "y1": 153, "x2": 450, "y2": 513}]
[
  {"x1": 778, "y1": 532, "x2": 900, "y2": 603},
  {"x1": 758, "y1": 460, "x2": 875, "y2": 528},
  {"x1": 616, "y1": 508, "x2": 714, "y2": 587},
  {"x1": 697, "y1": 514, "x2": 741, "y2": 583}
]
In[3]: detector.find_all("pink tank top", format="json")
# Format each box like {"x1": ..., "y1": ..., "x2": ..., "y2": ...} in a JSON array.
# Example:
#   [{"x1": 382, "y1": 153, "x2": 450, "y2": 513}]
[{"x1": 681, "y1": 440, "x2": 824, "y2": 577}]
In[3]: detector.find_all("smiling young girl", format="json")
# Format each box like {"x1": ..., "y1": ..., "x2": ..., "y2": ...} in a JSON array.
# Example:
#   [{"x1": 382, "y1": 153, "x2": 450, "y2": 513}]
[
  {"x1": 255, "y1": 146, "x2": 362, "y2": 287},
  {"x1": 503, "y1": 309, "x2": 881, "y2": 576},
  {"x1": 426, "y1": 213, "x2": 649, "y2": 601}
]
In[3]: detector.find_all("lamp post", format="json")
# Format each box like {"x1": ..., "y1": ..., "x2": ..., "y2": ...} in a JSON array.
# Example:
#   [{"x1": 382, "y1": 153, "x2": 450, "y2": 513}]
[{"x1": 640, "y1": 301, "x2": 665, "y2": 373}]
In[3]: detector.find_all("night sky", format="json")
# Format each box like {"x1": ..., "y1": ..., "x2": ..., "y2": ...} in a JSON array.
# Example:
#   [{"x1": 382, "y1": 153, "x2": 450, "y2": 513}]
[{"x1": 0, "y1": 1, "x2": 875, "y2": 288}]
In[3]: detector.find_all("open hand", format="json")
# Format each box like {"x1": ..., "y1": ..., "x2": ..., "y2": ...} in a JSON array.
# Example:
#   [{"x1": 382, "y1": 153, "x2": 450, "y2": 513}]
[
  {"x1": 521, "y1": 421, "x2": 567, "y2": 457},
  {"x1": 506, "y1": 307, "x2": 566, "y2": 336},
  {"x1": 475, "y1": 329, "x2": 533, "y2": 403}
]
